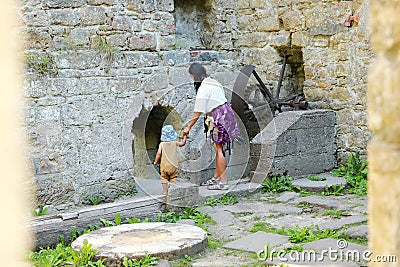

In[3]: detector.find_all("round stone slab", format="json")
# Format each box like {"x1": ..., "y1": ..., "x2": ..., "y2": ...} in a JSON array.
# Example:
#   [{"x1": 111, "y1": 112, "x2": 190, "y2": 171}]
[{"x1": 71, "y1": 222, "x2": 207, "y2": 265}]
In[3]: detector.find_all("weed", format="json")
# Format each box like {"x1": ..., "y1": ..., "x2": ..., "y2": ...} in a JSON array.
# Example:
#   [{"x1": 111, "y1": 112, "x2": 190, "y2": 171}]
[
  {"x1": 203, "y1": 194, "x2": 239, "y2": 206},
  {"x1": 250, "y1": 222, "x2": 286, "y2": 235},
  {"x1": 123, "y1": 254, "x2": 158, "y2": 267},
  {"x1": 126, "y1": 217, "x2": 151, "y2": 224},
  {"x1": 116, "y1": 185, "x2": 138, "y2": 199},
  {"x1": 207, "y1": 237, "x2": 219, "y2": 249},
  {"x1": 322, "y1": 208, "x2": 348, "y2": 219},
  {"x1": 295, "y1": 203, "x2": 313, "y2": 209},
  {"x1": 261, "y1": 176, "x2": 300, "y2": 193},
  {"x1": 33, "y1": 205, "x2": 48, "y2": 216},
  {"x1": 25, "y1": 53, "x2": 58, "y2": 76},
  {"x1": 99, "y1": 218, "x2": 115, "y2": 227},
  {"x1": 88, "y1": 194, "x2": 102, "y2": 205},
  {"x1": 157, "y1": 207, "x2": 211, "y2": 227},
  {"x1": 287, "y1": 225, "x2": 338, "y2": 243},
  {"x1": 321, "y1": 184, "x2": 345, "y2": 196},
  {"x1": 307, "y1": 175, "x2": 326, "y2": 181},
  {"x1": 174, "y1": 255, "x2": 192, "y2": 267},
  {"x1": 332, "y1": 152, "x2": 368, "y2": 196},
  {"x1": 29, "y1": 239, "x2": 104, "y2": 267},
  {"x1": 95, "y1": 37, "x2": 118, "y2": 67},
  {"x1": 253, "y1": 216, "x2": 261, "y2": 221},
  {"x1": 299, "y1": 190, "x2": 314, "y2": 197}
]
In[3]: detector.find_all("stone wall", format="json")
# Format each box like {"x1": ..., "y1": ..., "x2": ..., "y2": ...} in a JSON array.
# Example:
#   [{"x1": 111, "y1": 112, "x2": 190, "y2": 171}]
[{"x1": 21, "y1": 0, "x2": 373, "y2": 209}]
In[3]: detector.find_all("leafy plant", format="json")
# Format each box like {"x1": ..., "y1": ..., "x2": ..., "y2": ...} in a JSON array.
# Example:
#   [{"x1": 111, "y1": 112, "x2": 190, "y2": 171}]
[
  {"x1": 88, "y1": 194, "x2": 102, "y2": 205},
  {"x1": 123, "y1": 254, "x2": 158, "y2": 267},
  {"x1": 287, "y1": 225, "x2": 338, "y2": 243},
  {"x1": 207, "y1": 237, "x2": 219, "y2": 249},
  {"x1": 332, "y1": 152, "x2": 368, "y2": 196},
  {"x1": 25, "y1": 53, "x2": 58, "y2": 76},
  {"x1": 322, "y1": 208, "x2": 348, "y2": 219},
  {"x1": 126, "y1": 217, "x2": 151, "y2": 224},
  {"x1": 100, "y1": 218, "x2": 115, "y2": 227},
  {"x1": 174, "y1": 254, "x2": 192, "y2": 267},
  {"x1": 95, "y1": 37, "x2": 118, "y2": 67},
  {"x1": 157, "y1": 207, "x2": 211, "y2": 226},
  {"x1": 29, "y1": 239, "x2": 104, "y2": 267},
  {"x1": 321, "y1": 184, "x2": 344, "y2": 196},
  {"x1": 99, "y1": 213, "x2": 122, "y2": 227},
  {"x1": 261, "y1": 176, "x2": 300, "y2": 193},
  {"x1": 307, "y1": 175, "x2": 326, "y2": 181},
  {"x1": 116, "y1": 185, "x2": 138, "y2": 199},
  {"x1": 203, "y1": 194, "x2": 238, "y2": 206},
  {"x1": 33, "y1": 205, "x2": 48, "y2": 216}
]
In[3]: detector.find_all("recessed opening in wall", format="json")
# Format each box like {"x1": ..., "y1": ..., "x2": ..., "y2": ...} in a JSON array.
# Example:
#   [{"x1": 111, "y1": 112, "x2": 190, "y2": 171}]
[
  {"x1": 132, "y1": 105, "x2": 183, "y2": 179},
  {"x1": 145, "y1": 105, "x2": 182, "y2": 166},
  {"x1": 174, "y1": 0, "x2": 216, "y2": 49},
  {"x1": 275, "y1": 46, "x2": 305, "y2": 97}
]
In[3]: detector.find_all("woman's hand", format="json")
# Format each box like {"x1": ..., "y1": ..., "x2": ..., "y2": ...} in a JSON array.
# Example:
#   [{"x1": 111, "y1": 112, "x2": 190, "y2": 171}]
[{"x1": 183, "y1": 126, "x2": 190, "y2": 137}]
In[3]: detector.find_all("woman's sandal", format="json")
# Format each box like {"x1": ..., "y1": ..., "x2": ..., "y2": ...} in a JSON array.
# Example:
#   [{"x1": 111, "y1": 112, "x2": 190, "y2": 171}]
[
  {"x1": 207, "y1": 182, "x2": 229, "y2": 190},
  {"x1": 200, "y1": 177, "x2": 220, "y2": 186}
]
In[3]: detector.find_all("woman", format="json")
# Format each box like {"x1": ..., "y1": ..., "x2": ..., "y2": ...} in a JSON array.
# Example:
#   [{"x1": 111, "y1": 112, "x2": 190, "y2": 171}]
[{"x1": 183, "y1": 63, "x2": 240, "y2": 190}]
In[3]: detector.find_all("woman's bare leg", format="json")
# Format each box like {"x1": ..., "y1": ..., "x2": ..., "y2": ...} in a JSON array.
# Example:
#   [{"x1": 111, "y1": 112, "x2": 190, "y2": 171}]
[{"x1": 214, "y1": 143, "x2": 227, "y2": 184}]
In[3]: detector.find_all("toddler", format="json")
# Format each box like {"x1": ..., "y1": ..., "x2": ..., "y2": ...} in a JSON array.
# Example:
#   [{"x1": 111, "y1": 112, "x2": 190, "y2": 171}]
[{"x1": 153, "y1": 125, "x2": 187, "y2": 195}]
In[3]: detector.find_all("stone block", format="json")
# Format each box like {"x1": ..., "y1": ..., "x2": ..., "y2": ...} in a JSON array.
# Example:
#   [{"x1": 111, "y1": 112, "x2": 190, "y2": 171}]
[
  {"x1": 48, "y1": 9, "x2": 80, "y2": 26},
  {"x1": 157, "y1": 0, "x2": 174, "y2": 11},
  {"x1": 106, "y1": 33, "x2": 128, "y2": 47},
  {"x1": 53, "y1": 51, "x2": 101, "y2": 69},
  {"x1": 61, "y1": 95, "x2": 122, "y2": 126},
  {"x1": 129, "y1": 33, "x2": 157, "y2": 51},
  {"x1": 69, "y1": 28, "x2": 90, "y2": 47},
  {"x1": 114, "y1": 77, "x2": 141, "y2": 94},
  {"x1": 87, "y1": 0, "x2": 117, "y2": 5},
  {"x1": 138, "y1": 52, "x2": 161, "y2": 67},
  {"x1": 79, "y1": 6, "x2": 107, "y2": 26},
  {"x1": 23, "y1": 10, "x2": 50, "y2": 27},
  {"x1": 159, "y1": 35, "x2": 176, "y2": 51},
  {"x1": 167, "y1": 179, "x2": 200, "y2": 208},
  {"x1": 112, "y1": 16, "x2": 134, "y2": 31},
  {"x1": 141, "y1": 73, "x2": 169, "y2": 93},
  {"x1": 45, "y1": 0, "x2": 85, "y2": 8}
]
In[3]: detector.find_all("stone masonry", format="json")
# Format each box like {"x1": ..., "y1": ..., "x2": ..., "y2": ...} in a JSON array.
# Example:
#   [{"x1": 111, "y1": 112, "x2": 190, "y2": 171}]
[{"x1": 21, "y1": 0, "x2": 373, "y2": 209}]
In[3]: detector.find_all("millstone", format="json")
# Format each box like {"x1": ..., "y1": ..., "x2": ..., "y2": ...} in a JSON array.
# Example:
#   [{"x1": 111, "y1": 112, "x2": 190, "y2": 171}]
[{"x1": 71, "y1": 222, "x2": 208, "y2": 266}]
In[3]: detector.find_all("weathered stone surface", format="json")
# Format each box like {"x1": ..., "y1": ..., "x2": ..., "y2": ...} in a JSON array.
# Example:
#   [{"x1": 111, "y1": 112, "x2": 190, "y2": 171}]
[
  {"x1": 343, "y1": 225, "x2": 368, "y2": 239},
  {"x1": 129, "y1": 33, "x2": 156, "y2": 50},
  {"x1": 317, "y1": 215, "x2": 368, "y2": 231},
  {"x1": 71, "y1": 223, "x2": 208, "y2": 264},
  {"x1": 292, "y1": 174, "x2": 347, "y2": 193},
  {"x1": 290, "y1": 195, "x2": 341, "y2": 210},
  {"x1": 276, "y1": 192, "x2": 300, "y2": 203},
  {"x1": 48, "y1": 9, "x2": 80, "y2": 26},
  {"x1": 250, "y1": 110, "x2": 337, "y2": 179},
  {"x1": 223, "y1": 232, "x2": 290, "y2": 252}
]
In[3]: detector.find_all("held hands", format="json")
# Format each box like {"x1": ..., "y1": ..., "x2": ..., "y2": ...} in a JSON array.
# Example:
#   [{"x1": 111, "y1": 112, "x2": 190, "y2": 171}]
[{"x1": 183, "y1": 126, "x2": 190, "y2": 137}]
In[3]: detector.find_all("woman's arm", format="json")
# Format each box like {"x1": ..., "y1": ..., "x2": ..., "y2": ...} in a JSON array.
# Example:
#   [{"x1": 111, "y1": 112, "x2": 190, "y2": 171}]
[{"x1": 183, "y1": 112, "x2": 201, "y2": 136}]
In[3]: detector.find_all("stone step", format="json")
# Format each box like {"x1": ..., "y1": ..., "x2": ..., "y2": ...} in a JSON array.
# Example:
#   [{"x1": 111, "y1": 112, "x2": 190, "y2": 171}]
[{"x1": 292, "y1": 173, "x2": 347, "y2": 193}]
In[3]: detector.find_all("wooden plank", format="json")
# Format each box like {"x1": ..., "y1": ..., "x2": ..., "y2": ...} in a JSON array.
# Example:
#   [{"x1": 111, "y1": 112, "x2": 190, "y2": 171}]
[{"x1": 29, "y1": 196, "x2": 166, "y2": 249}]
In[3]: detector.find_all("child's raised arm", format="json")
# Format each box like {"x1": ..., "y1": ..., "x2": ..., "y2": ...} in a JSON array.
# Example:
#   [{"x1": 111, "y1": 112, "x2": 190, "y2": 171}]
[{"x1": 177, "y1": 135, "x2": 187, "y2": 147}]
